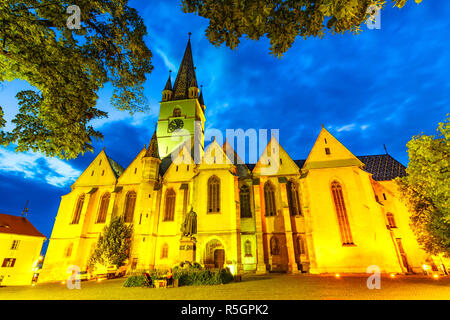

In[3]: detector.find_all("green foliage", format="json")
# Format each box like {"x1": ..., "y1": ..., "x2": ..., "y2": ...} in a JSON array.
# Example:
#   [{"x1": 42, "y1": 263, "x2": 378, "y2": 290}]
[
  {"x1": 147, "y1": 269, "x2": 169, "y2": 281},
  {"x1": 397, "y1": 115, "x2": 450, "y2": 257},
  {"x1": 88, "y1": 217, "x2": 133, "y2": 268},
  {"x1": 0, "y1": 1, "x2": 153, "y2": 159},
  {"x1": 181, "y1": 0, "x2": 423, "y2": 57},
  {"x1": 173, "y1": 265, "x2": 234, "y2": 286},
  {"x1": 123, "y1": 275, "x2": 150, "y2": 287}
]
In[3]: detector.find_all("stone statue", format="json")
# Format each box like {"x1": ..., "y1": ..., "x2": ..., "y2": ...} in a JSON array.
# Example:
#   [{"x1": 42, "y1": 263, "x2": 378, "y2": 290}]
[{"x1": 181, "y1": 206, "x2": 197, "y2": 237}]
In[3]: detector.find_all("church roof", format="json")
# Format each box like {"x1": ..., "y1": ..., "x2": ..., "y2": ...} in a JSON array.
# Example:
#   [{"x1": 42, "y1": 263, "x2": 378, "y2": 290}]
[
  {"x1": 245, "y1": 155, "x2": 406, "y2": 181},
  {"x1": 357, "y1": 154, "x2": 407, "y2": 181},
  {"x1": 107, "y1": 156, "x2": 125, "y2": 178},
  {"x1": 164, "y1": 73, "x2": 172, "y2": 91},
  {"x1": 172, "y1": 38, "x2": 198, "y2": 100},
  {"x1": 145, "y1": 130, "x2": 160, "y2": 159},
  {"x1": 198, "y1": 89, "x2": 205, "y2": 106},
  {"x1": 159, "y1": 155, "x2": 173, "y2": 176},
  {"x1": 0, "y1": 213, "x2": 46, "y2": 238}
]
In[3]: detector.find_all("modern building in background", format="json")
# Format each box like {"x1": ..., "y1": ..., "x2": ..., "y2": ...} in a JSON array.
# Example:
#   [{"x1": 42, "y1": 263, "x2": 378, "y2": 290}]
[
  {"x1": 39, "y1": 38, "x2": 449, "y2": 283},
  {"x1": 0, "y1": 214, "x2": 45, "y2": 286}
]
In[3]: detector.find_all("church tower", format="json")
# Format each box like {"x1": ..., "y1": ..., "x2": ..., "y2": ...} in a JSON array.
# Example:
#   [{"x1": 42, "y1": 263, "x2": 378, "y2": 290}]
[{"x1": 156, "y1": 35, "x2": 206, "y2": 160}]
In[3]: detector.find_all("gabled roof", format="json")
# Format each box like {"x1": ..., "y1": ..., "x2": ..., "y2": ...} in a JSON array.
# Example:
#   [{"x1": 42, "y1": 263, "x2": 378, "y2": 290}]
[
  {"x1": 357, "y1": 154, "x2": 406, "y2": 181},
  {"x1": 172, "y1": 38, "x2": 198, "y2": 100},
  {"x1": 159, "y1": 139, "x2": 195, "y2": 176},
  {"x1": 0, "y1": 214, "x2": 46, "y2": 238},
  {"x1": 244, "y1": 155, "x2": 405, "y2": 181},
  {"x1": 107, "y1": 156, "x2": 125, "y2": 178}
]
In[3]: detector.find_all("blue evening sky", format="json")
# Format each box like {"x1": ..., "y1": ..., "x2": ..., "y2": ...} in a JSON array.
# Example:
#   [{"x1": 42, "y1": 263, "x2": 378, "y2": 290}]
[{"x1": 0, "y1": 1, "x2": 448, "y2": 253}]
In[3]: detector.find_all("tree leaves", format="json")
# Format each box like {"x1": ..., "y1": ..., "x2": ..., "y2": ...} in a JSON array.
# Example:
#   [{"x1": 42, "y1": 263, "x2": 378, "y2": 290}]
[
  {"x1": 89, "y1": 217, "x2": 133, "y2": 268},
  {"x1": 0, "y1": 0, "x2": 153, "y2": 159},
  {"x1": 181, "y1": 0, "x2": 421, "y2": 58},
  {"x1": 397, "y1": 115, "x2": 450, "y2": 257}
]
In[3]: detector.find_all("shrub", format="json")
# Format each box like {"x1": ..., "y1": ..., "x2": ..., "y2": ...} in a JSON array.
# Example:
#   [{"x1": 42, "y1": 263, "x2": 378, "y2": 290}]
[
  {"x1": 123, "y1": 275, "x2": 150, "y2": 287},
  {"x1": 175, "y1": 266, "x2": 234, "y2": 286}
]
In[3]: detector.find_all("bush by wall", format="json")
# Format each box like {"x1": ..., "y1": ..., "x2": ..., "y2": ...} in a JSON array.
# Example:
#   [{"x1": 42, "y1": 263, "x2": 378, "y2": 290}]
[
  {"x1": 175, "y1": 267, "x2": 234, "y2": 286},
  {"x1": 123, "y1": 264, "x2": 234, "y2": 287},
  {"x1": 123, "y1": 275, "x2": 150, "y2": 287}
]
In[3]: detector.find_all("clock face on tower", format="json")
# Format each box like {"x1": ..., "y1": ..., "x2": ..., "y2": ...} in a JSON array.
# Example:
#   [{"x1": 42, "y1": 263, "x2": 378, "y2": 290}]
[{"x1": 168, "y1": 118, "x2": 184, "y2": 133}]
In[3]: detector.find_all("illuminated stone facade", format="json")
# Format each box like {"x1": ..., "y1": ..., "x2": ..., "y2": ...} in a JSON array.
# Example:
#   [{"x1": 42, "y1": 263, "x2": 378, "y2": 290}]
[
  {"x1": 39, "y1": 39, "x2": 449, "y2": 283},
  {"x1": 0, "y1": 214, "x2": 45, "y2": 286}
]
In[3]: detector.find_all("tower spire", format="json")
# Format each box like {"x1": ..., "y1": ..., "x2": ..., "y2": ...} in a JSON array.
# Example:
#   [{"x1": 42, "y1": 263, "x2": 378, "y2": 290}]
[
  {"x1": 164, "y1": 70, "x2": 172, "y2": 91},
  {"x1": 172, "y1": 34, "x2": 198, "y2": 100},
  {"x1": 162, "y1": 70, "x2": 173, "y2": 101},
  {"x1": 199, "y1": 85, "x2": 205, "y2": 106},
  {"x1": 145, "y1": 129, "x2": 160, "y2": 159}
]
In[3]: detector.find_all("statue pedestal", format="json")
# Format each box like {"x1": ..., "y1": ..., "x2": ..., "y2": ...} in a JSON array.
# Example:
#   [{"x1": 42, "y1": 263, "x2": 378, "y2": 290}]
[{"x1": 179, "y1": 237, "x2": 196, "y2": 263}]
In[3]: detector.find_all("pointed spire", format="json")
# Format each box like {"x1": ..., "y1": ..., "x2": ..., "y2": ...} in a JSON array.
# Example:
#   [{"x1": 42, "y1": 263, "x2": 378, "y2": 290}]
[
  {"x1": 190, "y1": 76, "x2": 198, "y2": 88},
  {"x1": 164, "y1": 70, "x2": 172, "y2": 91},
  {"x1": 145, "y1": 130, "x2": 160, "y2": 159},
  {"x1": 198, "y1": 85, "x2": 205, "y2": 106},
  {"x1": 172, "y1": 34, "x2": 198, "y2": 100}
]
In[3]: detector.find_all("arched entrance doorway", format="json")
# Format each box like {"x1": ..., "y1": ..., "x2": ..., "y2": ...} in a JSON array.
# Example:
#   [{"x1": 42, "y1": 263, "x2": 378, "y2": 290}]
[{"x1": 203, "y1": 239, "x2": 225, "y2": 269}]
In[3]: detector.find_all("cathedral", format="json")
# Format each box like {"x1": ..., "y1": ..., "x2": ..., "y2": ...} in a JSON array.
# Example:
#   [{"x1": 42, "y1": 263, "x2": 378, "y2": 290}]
[{"x1": 39, "y1": 38, "x2": 448, "y2": 282}]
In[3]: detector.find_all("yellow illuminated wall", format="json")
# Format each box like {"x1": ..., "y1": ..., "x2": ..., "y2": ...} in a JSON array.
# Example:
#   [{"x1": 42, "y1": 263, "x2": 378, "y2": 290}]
[
  {"x1": 39, "y1": 43, "x2": 450, "y2": 283},
  {"x1": 0, "y1": 233, "x2": 44, "y2": 286}
]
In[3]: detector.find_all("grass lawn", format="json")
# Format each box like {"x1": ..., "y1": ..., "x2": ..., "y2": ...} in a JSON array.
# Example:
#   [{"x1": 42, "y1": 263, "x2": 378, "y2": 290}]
[{"x1": 0, "y1": 274, "x2": 449, "y2": 300}]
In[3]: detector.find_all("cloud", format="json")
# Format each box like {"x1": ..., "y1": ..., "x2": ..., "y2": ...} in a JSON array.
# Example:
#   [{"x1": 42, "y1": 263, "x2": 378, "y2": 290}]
[
  {"x1": 0, "y1": 148, "x2": 81, "y2": 188},
  {"x1": 336, "y1": 124, "x2": 356, "y2": 132},
  {"x1": 155, "y1": 48, "x2": 177, "y2": 73}
]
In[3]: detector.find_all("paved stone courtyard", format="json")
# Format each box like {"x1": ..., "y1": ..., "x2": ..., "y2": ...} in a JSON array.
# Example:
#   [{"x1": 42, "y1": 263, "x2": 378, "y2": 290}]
[{"x1": 0, "y1": 274, "x2": 449, "y2": 300}]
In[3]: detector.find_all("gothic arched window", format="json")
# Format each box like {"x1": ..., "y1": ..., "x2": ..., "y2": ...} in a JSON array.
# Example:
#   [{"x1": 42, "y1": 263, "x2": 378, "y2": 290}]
[
  {"x1": 96, "y1": 193, "x2": 110, "y2": 223},
  {"x1": 387, "y1": 212, "x2": 397, "y2": 228},
  {"x1": 240, "y1": 184, "x2": 252, "y2": 218},
  {"x1": 173, "y1": 108, "x2": 181, "y2": 117},
  {"x1": 264, "y1": 182, "x2": 276, "y2": 216},
  {"x1": 287, "y1": 180, "x2": 301, "y2": 216},
  {"x1": 164, "y1": 189, "x2": 176, "y2": 221},
  {"x1": 244, "y1": 240, "x2": 252, "y2": 257},
  {"x1": 207, "y1": 176, "x2": 220, "y2": 213},
  {"x1": 71, "y1": 194, "x2": 85, "y2": 224},
  {"x1": 270, "y1": 236, "x2": 279, "y2": 255},
  {"x1": 161, "y1": 243, "x2": 169, "y2": 259},
  {"x1": 124, "y1": 191, "x2": 137, "y2": 223},
  {"x1": 331, "y1": 181, "x2": 354, "y2": 245}
]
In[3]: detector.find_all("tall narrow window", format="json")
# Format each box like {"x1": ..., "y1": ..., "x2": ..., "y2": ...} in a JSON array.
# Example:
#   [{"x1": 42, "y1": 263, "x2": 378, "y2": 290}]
[
  {"x1": 270, "y1": 236, "x2": 279, "y2": 255},
  {"x1": 386, "y1": 212, "x2": 397, "y2": 228},
  {"x1": 124, "y1": 191, "x2": 137, "y2": 223},
  {"x1": 164, "y1": 189, "x2": 176, "y2": 221},
  {"x1": 287, "y1": 180, "x2": 301, "y2": 216},
  {"x1": 10, "y1": 240, "x2": 20, "y2": 250},
  {"x1": 264, "y1": 182, "x2": 276, "y2": 216},
  {"x1": 331, "y1": 181, "x2": 354, "y2": 245},
  {"x1": 244, "y1": 240, "x2": 252, "y2": 257},
  {"x1": 131, "y1": 258, "x2": 138, "y2": 270},
  {"x1": 96, "y1": 193, "x2": 110, "y2": 223},
  {"x1": 71, "y1": 194, "x2": 85, "y2": 224},
  {"x1": 65, "y1": 243, "x2": 73, "y2": 257},
  {"x1": 240, "y1": 184, "x2": 252, "y2": 218},
  {"x1": 207, "y1": 176, "x2": 220, "y2": 213},
  {"x1": 182, "y1": 187, "x2": 189, "y2": 216},
  {"x1": 161, "y1": 243, "x2": 169, "y2": 259}
]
